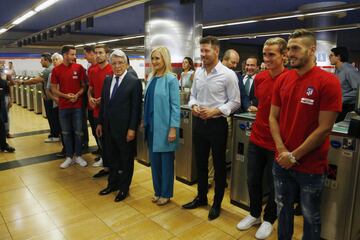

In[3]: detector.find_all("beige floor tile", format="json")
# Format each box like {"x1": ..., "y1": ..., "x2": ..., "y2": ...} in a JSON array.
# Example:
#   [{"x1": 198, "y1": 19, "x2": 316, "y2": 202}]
[
  {"x1": 0, "y1": 215, "x2": 4, "y2": 225},
  {"x1": 126, "y1": 196, "x2": 177, "y2": 217},
  {"x1": 0, "y1": 197, "x2": 44, "y2": 223},
  {"x1": 28, "y1": 229, "x2": 66, "y2": 240},
  {"x1": 207, "y1": 208, "x2": 245, "y2": 238},
  {"x1": 7, "y1": 212, "x2": 57, "y2": 240},
  {"x1": 35, "y1": 189, "x2": 78, "y2": 210},
  {"x1": 98, "y1": 233, "x2": 123, "y2": 240},
  {"x1": 59, "y1": 217, "x2": 114, "y2": 240},
  {"x1": 151, "y1": 207, "x2": 204, "y2": 236},
  {"x1": 47, "y1": 201, "x2": 94, "y2": 227},
  {"x1": 0, "y1": 187, "x2": 34, "y2": 206},
  {"x1": 0, "y1": 223, "x2": 11, "y2": 240},
  {"x1": 117, "y1": 218, "x2": 174, "y2": 240},
  {"x1": 122, "y1": 184, "x2": 153, "y2": 203},
  {"x1": 27, "y1": 180, "x2": 64, "y2": 196},
  {"x1": 132, "y1": 168, "x2": 152, "y2": 184},
  {"x1": 177, "y1": 222, "x2": 234, "y2": 240}
]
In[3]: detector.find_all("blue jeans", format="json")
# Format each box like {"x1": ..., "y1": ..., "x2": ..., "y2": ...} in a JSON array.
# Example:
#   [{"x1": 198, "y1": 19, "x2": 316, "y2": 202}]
[
  {"x1": 59, "y1": 108, "x2": 83, "y2": 157},
  {"x1": 273, "y1": 162, "x2": 325, "y2": 240}
]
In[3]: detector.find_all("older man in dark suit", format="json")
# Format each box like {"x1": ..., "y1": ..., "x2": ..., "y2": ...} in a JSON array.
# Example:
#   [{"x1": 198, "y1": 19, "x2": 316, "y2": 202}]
[
  {"x1": 239, "y1": 57, "x2": 259, "y2": 112},
  {"x1": 96, "y1": 49, "x2": 142, "y2": 202}
]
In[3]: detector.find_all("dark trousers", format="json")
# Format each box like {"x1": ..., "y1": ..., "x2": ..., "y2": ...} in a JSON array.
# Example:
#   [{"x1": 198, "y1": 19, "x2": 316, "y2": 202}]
[
  {"x1": 336, "y1": 103, "x2": 355, "y2": 123},
  {"x1": 0, "y1": 116, "x2": 6, "y2": 148},
  {"x1": 103, "y1": 124, "x2": 135, "y2": 193},
  {"x1": 88, "y1": 109, "x2": 101, "y2": 150},
  {"x1": 193, "y1": 116, "x2": 228, "y2": 207},
  {"x1": 247, "y1": 142, "x2": 277, "y2": 223},
  {"x1": 44, "y1": 99, "x2": 61, "y2": 137}
]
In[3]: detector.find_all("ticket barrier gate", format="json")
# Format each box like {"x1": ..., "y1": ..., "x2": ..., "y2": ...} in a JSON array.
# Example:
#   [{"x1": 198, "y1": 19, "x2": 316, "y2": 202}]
[
  {"x1": 136, "y1": 102, "x2": 150, "y2": 166},
  {"x1": 34, "y1": 84, "x2": 43, "y2": 114},
  {"x1": 320, "y1": 122, "x2": 360, "y2": 240},
  {"x1": 175, "y1": 105, "x2": 197, "y2": 185},
  {"x1": 26, "y1": 85, "x2": 34, "y2": 111},
  {"x1": 15, "y1": 77, "x2": 23, "y2": 105},
  {"x1": 230, "y1": 113, "x2": 271, "y2": 210}
]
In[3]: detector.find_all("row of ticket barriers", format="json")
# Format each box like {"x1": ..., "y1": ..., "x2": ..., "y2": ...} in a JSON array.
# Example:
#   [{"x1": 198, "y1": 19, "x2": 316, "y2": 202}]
[
  {"x1": 10, "y1": 75, "x2": 46, "y2": 117},
  {"x1": 136, "y1": 105, "x2": 360, "y2": 240}
]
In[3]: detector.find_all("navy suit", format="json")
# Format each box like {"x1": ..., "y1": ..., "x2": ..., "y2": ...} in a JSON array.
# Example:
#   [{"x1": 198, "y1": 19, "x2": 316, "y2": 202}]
[
  {"x1": 98, "y1": 72, "x2": 142, "y2": 193},
  {"x1": 237, "y1": 73, "x2": 257, "y2": 112},
  {"x1": 0, "y1": 80, "x2": 7, "y2": 148}
]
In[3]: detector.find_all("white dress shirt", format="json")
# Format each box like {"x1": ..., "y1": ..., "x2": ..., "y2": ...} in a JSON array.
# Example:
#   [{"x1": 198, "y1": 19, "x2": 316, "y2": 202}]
[
  {"x1": 242, "y1": 74, "x2": 255, "y2": 89},
  {"x1": 188, "y1": 61, "x2": 240, "y2": 117},
  {"x1": 110, "y1": 70, "x2": 127, "y2": 97}
]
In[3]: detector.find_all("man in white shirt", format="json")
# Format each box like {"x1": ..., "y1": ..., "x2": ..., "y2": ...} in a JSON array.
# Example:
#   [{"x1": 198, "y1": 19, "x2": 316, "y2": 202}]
[{"x1": 182, "y1": 36, "x2": 240, "y2": 220}]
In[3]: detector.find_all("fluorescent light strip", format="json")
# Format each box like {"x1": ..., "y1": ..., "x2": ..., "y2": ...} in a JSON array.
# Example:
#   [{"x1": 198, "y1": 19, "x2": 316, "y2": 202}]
[
  {"x1": 304, "y1": 8, "x2": 356, "y2": 16},
  {"x1": 75, "y1": 35, "x2": 145, "y2": 48},
  {"x1": 315, "y1": 26, "x2": 358, "y2": 32},
  {"x1": 265, "y1": 14, "x2": 304, "y2": 21},
  {"x1": 0, "y1": 28, "x2": 8, "y2": 34},
  {"x1": 35, "y1": 0, "x2": 59, "y2": 12},
  {"x1": 121, "y1": 35, "x2": 145, "y2": 40},
  {"x1": 98, "y1": 39, "x2": 121, "y2": 44},
  {"x1": 12, "y1": 10, "x2": 36, "y2": 25}
]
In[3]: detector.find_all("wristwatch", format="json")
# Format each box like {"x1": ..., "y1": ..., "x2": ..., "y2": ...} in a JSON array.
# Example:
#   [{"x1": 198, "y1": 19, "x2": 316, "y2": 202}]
[{"x1": 288, "y1": 152, "x2": 297, "y2": 164}]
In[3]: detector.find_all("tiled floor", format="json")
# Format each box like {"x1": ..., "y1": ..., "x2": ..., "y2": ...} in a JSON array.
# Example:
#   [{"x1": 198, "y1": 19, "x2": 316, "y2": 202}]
[{"x1": 0, "y1": 105, "x2": 305, "y2": 239}]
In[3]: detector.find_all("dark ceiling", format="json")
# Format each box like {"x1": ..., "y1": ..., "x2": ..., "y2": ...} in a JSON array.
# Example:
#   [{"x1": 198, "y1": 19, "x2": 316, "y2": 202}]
[{"x1": 1, "y1": 0, "x2": 360, "y2": 53}]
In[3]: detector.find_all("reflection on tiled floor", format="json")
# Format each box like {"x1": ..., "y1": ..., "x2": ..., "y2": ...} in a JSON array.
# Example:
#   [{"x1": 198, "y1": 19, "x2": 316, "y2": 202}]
[{"x1": 0, "y1": 104, "x2": 305, "y2": 239}]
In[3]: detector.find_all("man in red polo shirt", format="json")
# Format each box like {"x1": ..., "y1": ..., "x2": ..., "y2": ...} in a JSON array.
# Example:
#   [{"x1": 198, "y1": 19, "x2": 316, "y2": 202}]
[
  {"x1": 88, "y1": 44, "x2": 113, "y2": 177},
  {"x1": 269, "y1": 29, "x2": 342, "y2": 240},
  {"x1": 51, "y1": 45, "x2": 87, "y2": 169},
  {"x1": 236, "y1": 37, "x2": 288, "y2": 239}
]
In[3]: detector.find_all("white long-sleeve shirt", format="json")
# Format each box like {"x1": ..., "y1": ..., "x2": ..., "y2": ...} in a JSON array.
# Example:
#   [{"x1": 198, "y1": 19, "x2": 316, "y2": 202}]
[{"x1": 188, "y1": 61, "x2": 240, "y2": 117}]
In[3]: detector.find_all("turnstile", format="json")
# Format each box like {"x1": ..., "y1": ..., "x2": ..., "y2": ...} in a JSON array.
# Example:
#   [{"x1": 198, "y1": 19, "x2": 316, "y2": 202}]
[
  {"x1": 34, "y1": 84, "x2": 43, "y2": 114},
  {"x1": 230, "y1": 113, "x2": 271, "y2": 210},
  {"x1": 26, "y1": 85, "x2": 34, "y2": 110},
  {"x1": 136, "y1": 102, "x2": 150, "y2": 166},
  {"x1": 10, "y1": 85, "x2": 15, "y2": 103},
  {"x1": 20, "y1": 84, "x2": 27, "y2": 108},
  {"x1": 175, "y1": 105, "x2": 197, "y2": 185},
  {"x1": 15, "y1": 81, "x2": 21, "y2": 105},
  {"x1": 321, "y1": 123, "x2": 360, "y2": 240}
]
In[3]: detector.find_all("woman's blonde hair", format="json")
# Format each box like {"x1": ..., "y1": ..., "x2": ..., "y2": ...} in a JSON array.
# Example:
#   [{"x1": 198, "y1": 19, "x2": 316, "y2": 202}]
[{"x1": 150, "y1": 46, "x2": 174, "y2": 77}]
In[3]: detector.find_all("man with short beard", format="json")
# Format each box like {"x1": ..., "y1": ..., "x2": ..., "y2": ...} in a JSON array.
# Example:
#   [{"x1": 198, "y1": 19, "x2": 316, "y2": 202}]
[{"x1": 269, "y1": 29, "x2": 342, "y2": 240}]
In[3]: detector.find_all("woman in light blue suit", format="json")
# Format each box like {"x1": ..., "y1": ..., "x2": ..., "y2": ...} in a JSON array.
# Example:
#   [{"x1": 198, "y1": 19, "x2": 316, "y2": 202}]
[{"x1": 144, "y1": 46, "x2": 180, "y2": 205}]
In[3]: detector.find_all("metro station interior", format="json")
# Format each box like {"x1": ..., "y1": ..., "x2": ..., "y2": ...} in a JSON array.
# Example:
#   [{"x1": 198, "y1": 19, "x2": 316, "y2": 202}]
[{"x1": 0, "y1": 0, "x2": 360, "y2": 239}]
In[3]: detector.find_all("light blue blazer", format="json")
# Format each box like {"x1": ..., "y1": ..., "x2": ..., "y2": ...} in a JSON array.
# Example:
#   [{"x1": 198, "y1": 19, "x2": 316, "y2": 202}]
[{"x1": 144, "y1": 72, "x2": 180, "y2": 152}]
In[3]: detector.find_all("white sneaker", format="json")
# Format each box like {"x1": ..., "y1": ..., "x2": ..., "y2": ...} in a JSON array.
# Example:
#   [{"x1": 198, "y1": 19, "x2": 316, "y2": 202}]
[
  {"x1": 74, "y1": 156, "x2": 87, "y2": 167},
  {"x1": 44, "y1": 137, "x2": 60, "y2": 143},
  {"x1": 92, "y1": 158, "x2": 103, "y2": 167},
  {"x1": 60, "y1": 157, "x2": 74, "y2": 169},
  {"x1": 255, "y1": 221, "x2": 273, "y2": 239},
  {"x1": 236, "y1": 215, "x2": 261, "y2": 230}
]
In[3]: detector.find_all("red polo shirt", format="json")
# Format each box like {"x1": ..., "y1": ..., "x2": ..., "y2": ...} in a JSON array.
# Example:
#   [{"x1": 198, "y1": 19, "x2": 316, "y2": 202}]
[
  {"x1": 89, "y1": 63, "x2": 113, "y2": 117},
  {"x1": 272, "y1": 66, "x2": 342, "y2": 174},
  {"x1": 51, "y1": 63, "x2": 85, "y2": 109},
  {"x1": 250, "y1": 68, "x2": 288, "y2": 151}
]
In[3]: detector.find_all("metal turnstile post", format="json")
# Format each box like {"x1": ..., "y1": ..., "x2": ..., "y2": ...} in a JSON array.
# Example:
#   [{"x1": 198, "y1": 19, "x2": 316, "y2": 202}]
[
  {"x1": 26, "y1": 85, "x2": 34, "y2": 111},
  {"x1": 34, "y1": 84, "x2": 43, "y2": 114}
]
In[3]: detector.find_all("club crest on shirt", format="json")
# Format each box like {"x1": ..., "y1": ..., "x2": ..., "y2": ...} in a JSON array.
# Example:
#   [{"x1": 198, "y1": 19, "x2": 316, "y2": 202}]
[
  {"x1": 306, "y1": 87, "x2": 314, "y2": 96},
  {"x1": 73, "y1": 71, "x2": 78, "y2": 75}
]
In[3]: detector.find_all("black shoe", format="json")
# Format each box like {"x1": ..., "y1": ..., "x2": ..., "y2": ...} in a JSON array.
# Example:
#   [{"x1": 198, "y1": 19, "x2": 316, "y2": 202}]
[
  {"x1": 182, "y1": 197, "x2": 208, "y2": 209},
  {"x1": 208, "y1": 183, "x2": 212, "y2": 189},
  {"x1": 92, "y1": 148, "x2": 100, "y2": 155},
  {"x1": 208, "y1": 206, "x2": 221, "y2": 220},
  {"x1": 98, "y1": 187, "x2": 116, "y2": 196},
  {"x1": 93, "y1": 169, "x2": 109, "y2": 178},
  {"x1": 94, "y1": 156, "x2": 101, "y2": 161},
  {"x1": 6, "y1": 134, "x2": 14, "y2": 138},
  {"x1": 114, "y1": 191, "x2": 128, "y2": 202},
  {"x1": 1, "y1": 145, "x2": 15, "y2": 153}
]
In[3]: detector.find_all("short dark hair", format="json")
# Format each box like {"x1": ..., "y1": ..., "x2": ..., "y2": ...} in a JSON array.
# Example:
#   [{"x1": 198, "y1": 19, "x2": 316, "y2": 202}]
[
  {"x1": 288, "y1": 29, "x2": 316, "y2": 46},
  {"x1": 246, "y1": 56, "x2": 259, "y2": 66},
  {"x1": 61, "y1": 45, "x2": 75, "y2": 55},
  {"x1": 41, "y1": 53, "x2": 52, "y2": 63},
  {"x1": 331, "y1": 47, "x2": 349, "y2": 62},
  {"x1": 83, "y1": 45, "x2": 95, "y2": 53},
  {"x1": 95, "y1": 44, "x2": 110, "y2": 54},
  {"x1": 200, "y1": 36, "x2": 220, "y2": 48}
]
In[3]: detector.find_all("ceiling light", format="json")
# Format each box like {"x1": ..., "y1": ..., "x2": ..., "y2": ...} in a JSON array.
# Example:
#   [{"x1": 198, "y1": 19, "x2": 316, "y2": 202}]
[
  {"x1": 315, "y1": 26, "x2": 358, "y2": 32},
  {"x1": 304, "y1": 8, "x2": 356, "y2": 16},
  {"x1": 0, "y1": 28, "x2": 7, "y2": 34},
  {"x1": 265, "y1": 14, "x2": 304, "y2": 21},
  {"x1": 98, "y1": 39, "x2": 121, "y2": 44},
  {"x1": 75, "y1": 44, "x2": 84, "y2": 48},
  {"x1": 121, "y1": 35, "x2": 145, "y2": 40},
  {"x1": 12, "y1": 10, "x2": 36, "y2": 25},
  {"x1": 225, "y1": 20, "x2": 259, "y2": 26},
  {"x1": 35, "y1": 0, "x2": 59, "y2": 12}
]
